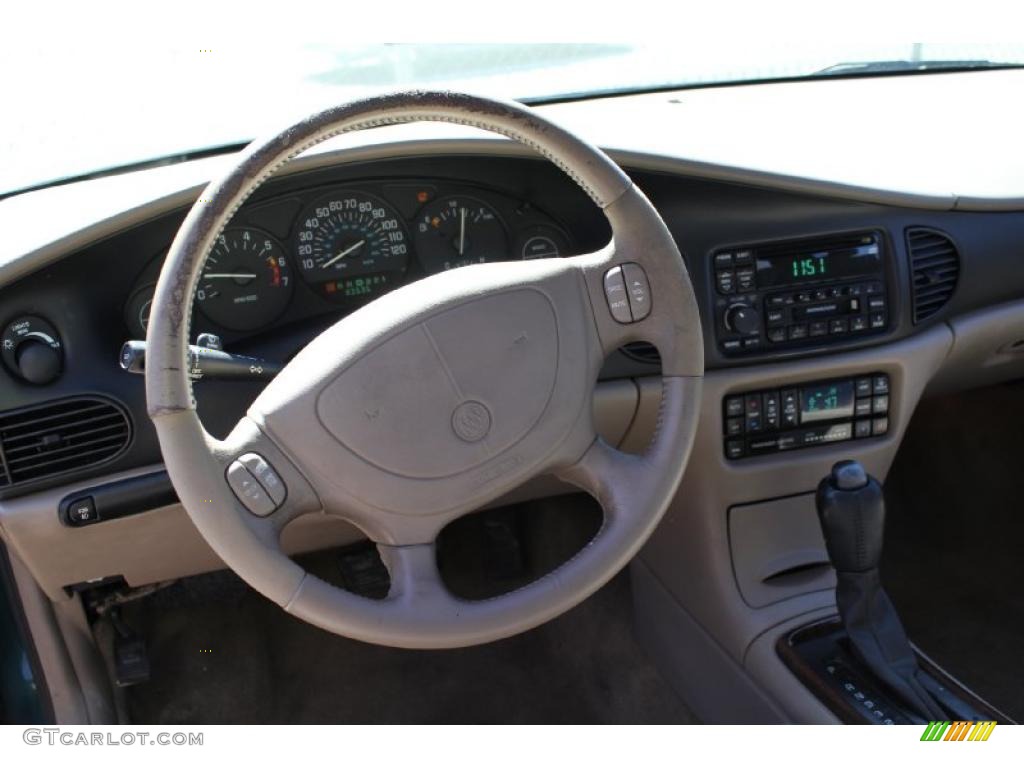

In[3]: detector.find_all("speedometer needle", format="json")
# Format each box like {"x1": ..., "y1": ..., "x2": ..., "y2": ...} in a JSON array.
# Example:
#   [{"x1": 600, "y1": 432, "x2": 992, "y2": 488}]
[
  {"x1": 203, "y1": 273, "x2": 257, "y2": 280},
  {"x1": 321, "y1": 240, "x2": 366, "y2": 268}
]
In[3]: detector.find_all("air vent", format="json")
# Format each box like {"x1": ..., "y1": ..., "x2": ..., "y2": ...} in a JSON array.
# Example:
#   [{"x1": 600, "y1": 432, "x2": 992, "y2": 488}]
[
  {"x1": 0, "y1": 397, "x2": 132, "y2": 488},
  {"x1": 907, "y1": 227, "x2": 959, "y2": 324},
  {"x1": 619, "y1": 342, "x2": 661, "y2": 365}
]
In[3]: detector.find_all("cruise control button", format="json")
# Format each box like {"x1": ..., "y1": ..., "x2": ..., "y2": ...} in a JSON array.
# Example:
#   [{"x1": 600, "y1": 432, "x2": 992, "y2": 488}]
[
  {"x1": 238, "y1": 453, "x2": 287, "y2": 506},
  {"x1": 621, "y1": 263, "x2": 652, "y2": 321},
  {"x1": 603, "y1": 266, "x2": 633, "y2": 323},
  {"x1": 227, "y1": 462, "x2": 276, "y2": 516}
]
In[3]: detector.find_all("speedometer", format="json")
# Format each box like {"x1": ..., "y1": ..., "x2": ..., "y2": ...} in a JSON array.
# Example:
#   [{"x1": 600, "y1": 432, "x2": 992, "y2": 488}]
[{"x1": 294, "y1": 191, "x2": 409, "y2": 300}]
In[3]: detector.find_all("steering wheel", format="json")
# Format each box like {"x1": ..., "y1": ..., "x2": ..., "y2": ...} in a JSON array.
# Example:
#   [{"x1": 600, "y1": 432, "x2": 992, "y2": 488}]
[{"x1": 146, "y1": 91, "x2": 703, "y2": 649}]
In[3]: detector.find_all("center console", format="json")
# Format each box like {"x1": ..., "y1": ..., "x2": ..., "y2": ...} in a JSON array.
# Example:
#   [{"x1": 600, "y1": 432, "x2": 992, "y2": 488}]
[{"x1": 712, "y1": 231, "x2": 891, "y2": 356}]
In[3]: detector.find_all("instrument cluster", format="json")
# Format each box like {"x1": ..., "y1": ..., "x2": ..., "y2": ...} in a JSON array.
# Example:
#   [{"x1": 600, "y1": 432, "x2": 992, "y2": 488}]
[{"x1": 124, "y1": 179, "x2": 574, "y2": 337}]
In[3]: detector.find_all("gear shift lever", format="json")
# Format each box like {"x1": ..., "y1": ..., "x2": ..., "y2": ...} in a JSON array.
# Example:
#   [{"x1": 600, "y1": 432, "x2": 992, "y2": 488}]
[{"x1": 816, "y1": 460, "x2": 945, "y2": 720}]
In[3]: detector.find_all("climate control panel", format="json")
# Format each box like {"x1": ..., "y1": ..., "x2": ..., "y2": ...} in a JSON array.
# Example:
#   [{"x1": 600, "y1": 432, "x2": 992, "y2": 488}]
[{"x1": 723, "y1": 373, "x2": 890, "y2": 459}]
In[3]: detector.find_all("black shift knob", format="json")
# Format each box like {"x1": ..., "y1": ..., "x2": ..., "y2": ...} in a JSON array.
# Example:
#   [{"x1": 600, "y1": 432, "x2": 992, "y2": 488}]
[{"x1": 816, "y1": 460, "x2": 886, "y2": 573}]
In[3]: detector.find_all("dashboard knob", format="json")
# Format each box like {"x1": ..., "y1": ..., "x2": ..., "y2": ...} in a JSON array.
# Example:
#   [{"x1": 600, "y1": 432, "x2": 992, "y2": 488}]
[
  {"x1": 15, "y1": 339, "x2": 63, "y2": 384},
  {"x1": 725, "y1": 303, "x2": 761, "y2": 335}
]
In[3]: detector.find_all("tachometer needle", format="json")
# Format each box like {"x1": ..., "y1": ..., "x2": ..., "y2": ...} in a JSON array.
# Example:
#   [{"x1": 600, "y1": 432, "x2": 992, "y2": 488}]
[
  {"x1": 203, "y1": 273, "x2": 257, "y2": 280},
  {"x1": 321, "y1": 240, "x2": 366, "y2": 268},
  {"x1": 458, "y1": 207, "x2": 466, "y2": 256}
]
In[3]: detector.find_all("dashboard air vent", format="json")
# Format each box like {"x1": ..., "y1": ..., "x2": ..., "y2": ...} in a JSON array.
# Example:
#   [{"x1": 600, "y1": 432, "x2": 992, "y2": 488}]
[
  {"x1": 620, "y1": 342, "x2": 661, "y2": 365},
  {"x1": 0, "y1": 397, "x2": 131, "y2": 488},
  {"x1": 907, "y1": 227, "x2": 959, "y2": 324}
]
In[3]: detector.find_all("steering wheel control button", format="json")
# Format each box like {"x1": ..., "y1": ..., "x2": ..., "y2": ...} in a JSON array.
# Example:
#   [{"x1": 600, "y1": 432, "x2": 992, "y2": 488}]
[
  {"x1": 621, "y1": 263, "x2": 652, "y2": 321},
  {"x1": 603, "y1": 263, "x2": 652, "y2": 323},
  {"x1": 227, "y1": 461, "x2": 276, "y2": 516},
  {"x1": 66, "y1": 497, "x2": 98, "y2": 526},
  {"x1": 451, "y1": 401, "x2": 491, "y2": 443},
  {"x1": 238, "y1": 453, "x2": 287, "y2": 506},
  {"x1": 602, "y1": 266, "x2": 632, "y2": 323}
]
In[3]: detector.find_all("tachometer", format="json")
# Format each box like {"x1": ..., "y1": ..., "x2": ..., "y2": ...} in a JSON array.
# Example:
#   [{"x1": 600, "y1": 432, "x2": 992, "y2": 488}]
[
  {"x1": 196, "y1": 227, "x2": 293, "y2": 331},
  {"x1": 294, "y1": 191, "x2": 409, "y2": 300},
  {"x1": 414, "y1": 195, "x2": 508, "y2": 273}
]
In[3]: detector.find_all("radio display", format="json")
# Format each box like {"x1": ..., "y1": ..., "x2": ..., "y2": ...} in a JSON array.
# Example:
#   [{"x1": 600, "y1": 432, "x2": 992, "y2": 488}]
[
  {"x1": 755, "y1": 236, "x2": 882, "y2": 289},
  {"x1": 799, "y1": 381, "x2": 855, "y2": 423}
]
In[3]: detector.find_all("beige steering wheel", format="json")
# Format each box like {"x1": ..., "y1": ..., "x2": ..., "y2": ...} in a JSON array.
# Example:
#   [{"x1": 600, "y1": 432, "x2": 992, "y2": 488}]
[{"x1": 146, "y1": 91, "x2": 703, "y2": 649}]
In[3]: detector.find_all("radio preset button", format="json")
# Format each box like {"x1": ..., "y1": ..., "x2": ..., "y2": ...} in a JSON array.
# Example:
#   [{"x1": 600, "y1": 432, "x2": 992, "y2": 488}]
[
  {"x1": 768, "y1": 327, "x2": 786, "y2": 343},
  {"x1": 788, "y1": 324, "x2": 808, "y2": 340},
  {"x1": 809, "y1": 321, "x2": 828, "y2": 337},
  {"x1": 870, "y1": 312, "x2": 887, "y2": 329},
  {"x1": 850, "y1": 316, "x2": 868, "y2": 332},
  {"x1": 766, "y1": 309, "x2": 786, "y2": 326},
  {"x1": 830, "y1": 319, "x2": 849, "y2": 334}
]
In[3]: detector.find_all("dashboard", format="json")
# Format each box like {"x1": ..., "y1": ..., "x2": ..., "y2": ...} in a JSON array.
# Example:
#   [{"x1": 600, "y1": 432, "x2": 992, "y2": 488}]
[
  {"x1": 2, "y1": 146, "x2": 1024, "y2": 504},
  {"x1": 122, "y1": 174, "x2": 579, "y2": 342}
]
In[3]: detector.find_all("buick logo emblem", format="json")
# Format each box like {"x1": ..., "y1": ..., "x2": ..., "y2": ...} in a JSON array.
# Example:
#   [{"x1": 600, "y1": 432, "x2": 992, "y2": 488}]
[{"x1": 451, "y1": 401, "x2": 491, "y2": 443}]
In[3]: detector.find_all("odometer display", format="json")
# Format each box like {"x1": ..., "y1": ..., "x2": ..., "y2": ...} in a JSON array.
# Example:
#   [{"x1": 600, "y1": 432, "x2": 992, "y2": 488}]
[
  {"x1": 196, "y1": 227, "x2": 293, "y2": 331},
  {"x1": 294, "y1": 191, "x2": 409, "y2": 295}
]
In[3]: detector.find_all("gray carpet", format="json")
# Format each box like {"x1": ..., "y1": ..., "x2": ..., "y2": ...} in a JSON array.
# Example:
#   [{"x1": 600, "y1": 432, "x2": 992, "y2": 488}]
[
  {"x1": 883, "y1": 380, "x2": 1024, "y2": 722},
  {"x1": 119, "y1": 497, "x2": 695, "y2": 724}
]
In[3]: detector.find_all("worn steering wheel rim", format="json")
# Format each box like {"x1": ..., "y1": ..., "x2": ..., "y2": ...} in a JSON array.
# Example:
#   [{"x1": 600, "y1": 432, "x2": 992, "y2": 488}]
[{"x1": 146, "y1": 91, "x2": 703, "y2": 649}]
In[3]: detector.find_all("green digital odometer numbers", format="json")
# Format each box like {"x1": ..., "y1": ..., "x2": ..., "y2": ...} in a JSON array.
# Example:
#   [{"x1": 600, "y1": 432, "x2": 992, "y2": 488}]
[{"x1": 791, "y1": 255, "x2": 827, "y2": 279}]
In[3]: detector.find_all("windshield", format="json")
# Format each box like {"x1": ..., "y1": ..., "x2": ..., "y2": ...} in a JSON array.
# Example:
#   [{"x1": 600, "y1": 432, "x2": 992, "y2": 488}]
[{"x1": 4, "y1": 43, "x2": 1023, "y2": 196}]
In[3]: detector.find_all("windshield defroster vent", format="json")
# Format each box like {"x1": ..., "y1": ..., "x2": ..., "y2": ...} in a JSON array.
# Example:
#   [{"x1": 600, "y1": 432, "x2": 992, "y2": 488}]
[
  {"x1": 0, "y1": 397, "x2": 132, "y2": 488},
  {"x1": 907, "y1": 227, "x2": 959, "y2": 324}
]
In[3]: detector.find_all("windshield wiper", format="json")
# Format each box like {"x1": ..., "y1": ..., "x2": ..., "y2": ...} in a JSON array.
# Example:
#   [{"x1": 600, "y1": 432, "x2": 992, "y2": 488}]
[{"x1": 815, "y1": 59, "x2": 1024, "y2": 76}]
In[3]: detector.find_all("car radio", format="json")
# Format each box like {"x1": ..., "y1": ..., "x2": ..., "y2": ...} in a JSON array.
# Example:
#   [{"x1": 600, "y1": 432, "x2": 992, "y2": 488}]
[
  {"x1": 712, "y1": 231, "x2": 890, "y2": 356},
  {"x1": 722, "y1": 373, "x2": 890, "y2": 459}
]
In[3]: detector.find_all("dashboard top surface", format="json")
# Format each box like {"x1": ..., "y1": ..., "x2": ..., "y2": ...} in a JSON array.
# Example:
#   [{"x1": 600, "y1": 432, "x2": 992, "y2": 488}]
[{"x1": 2, "y1": 68, "x2": 1024, "y2": 288}]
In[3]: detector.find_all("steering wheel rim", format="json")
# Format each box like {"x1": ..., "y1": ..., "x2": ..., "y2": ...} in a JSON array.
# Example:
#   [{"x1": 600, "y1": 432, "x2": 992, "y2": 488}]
[{"x1": 146, "y1": 91, "x2": 703, "y2": 649}]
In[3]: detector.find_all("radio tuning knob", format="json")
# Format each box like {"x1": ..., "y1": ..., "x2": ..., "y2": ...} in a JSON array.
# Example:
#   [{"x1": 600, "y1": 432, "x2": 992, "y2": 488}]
[{"x1": 725, "y1": 303, "x2": 761, "y2": 335}]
